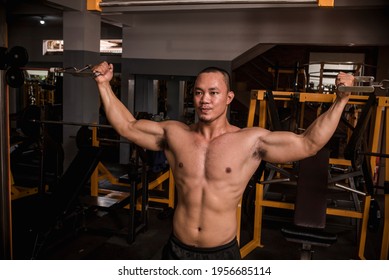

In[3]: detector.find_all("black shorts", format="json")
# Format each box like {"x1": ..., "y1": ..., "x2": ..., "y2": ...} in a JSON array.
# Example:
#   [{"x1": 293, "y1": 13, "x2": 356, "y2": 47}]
[{"x1": 161, "y1": 234, "x2": 241, "y2": 260}]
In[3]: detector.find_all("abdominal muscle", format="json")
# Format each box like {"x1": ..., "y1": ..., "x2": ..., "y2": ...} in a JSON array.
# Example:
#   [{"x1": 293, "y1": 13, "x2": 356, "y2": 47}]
[{"x1": 171, "y1": 180, "x2": 242, "y2": 248}]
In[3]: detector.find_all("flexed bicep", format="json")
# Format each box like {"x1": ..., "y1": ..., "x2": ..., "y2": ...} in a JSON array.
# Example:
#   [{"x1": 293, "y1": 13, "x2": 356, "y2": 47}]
[
  {"x1": 121, "y1": 119, "x2": 169, "y2": 151},
  {"x1": 256, "y1": 130, "x2": 313, "y2": 164}
]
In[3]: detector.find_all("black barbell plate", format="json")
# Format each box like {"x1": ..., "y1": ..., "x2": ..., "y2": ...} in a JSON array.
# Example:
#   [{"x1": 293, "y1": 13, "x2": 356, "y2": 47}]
[
  {"x1": 5, "y1": 67, "x2": 25, "y2": 88},
  {"x1": 6, "y1": 46, "x2": 29, "y2": 68}
]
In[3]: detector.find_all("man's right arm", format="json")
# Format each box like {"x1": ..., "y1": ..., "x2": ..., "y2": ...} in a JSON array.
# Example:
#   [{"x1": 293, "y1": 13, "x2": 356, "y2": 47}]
[{"x1": 93, "y1": 62, "x2": 165, "y2": 151}]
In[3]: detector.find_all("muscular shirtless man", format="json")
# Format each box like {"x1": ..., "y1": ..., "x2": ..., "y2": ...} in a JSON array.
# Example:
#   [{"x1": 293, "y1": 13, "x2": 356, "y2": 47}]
[{"x1": 93, "y1": 62, "x2": 354, "y2": 259}]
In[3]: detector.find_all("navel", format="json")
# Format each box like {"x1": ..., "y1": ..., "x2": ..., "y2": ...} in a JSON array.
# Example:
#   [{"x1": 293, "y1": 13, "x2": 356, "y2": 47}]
[
  {"x1": 178, "y1": 162, "x2": 184, "y2": 168},
  {"x1": 225, "y1": 167, "x2": 232, "y2": 173},
  {"x1": 198, "y1": 227, "x2": 202, "y2": 232}
]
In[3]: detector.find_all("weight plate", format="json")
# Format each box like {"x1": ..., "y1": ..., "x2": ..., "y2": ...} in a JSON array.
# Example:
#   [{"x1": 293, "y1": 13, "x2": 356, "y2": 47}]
[
  {"x1": 6, "y1": 67, "x2": 25, "y2": 88},
  {"x1": 7, "y1": 46, "x2": 29, "y2": 67}
]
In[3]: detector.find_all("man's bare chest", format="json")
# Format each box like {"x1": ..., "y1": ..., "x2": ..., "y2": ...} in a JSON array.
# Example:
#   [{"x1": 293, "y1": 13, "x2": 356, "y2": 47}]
[{"x1": 168, "y1": 134, "x2": 251, "y2": 179}]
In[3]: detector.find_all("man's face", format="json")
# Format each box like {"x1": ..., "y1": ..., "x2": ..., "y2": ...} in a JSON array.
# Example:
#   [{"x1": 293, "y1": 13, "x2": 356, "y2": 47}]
[{"x1": 193, "y1": 72, "x2": 234, "y2": 123}]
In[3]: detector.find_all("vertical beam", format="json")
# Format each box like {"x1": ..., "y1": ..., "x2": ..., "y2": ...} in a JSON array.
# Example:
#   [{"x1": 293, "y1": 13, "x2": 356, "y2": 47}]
[
  {"x1": 381, "y1": 190, "x2": 389, "y2": 259},
  {"x1": 90, "y1": 126, "x2": 99, "y2": 196},
  {"x1": 119, "y1": 76, "x2": 135, "y2": 165},
  {"x1": 168, "y1": 168, "x2": 175, "y2": 208},
  {"x1": 0, "y1": 71, "x2": 12, "y2": 259},
  {"x1": 259, "y1": 100, "x2": 267, "y2": 128},
  {"x1": 239, "y1": 181, "x2": 264, "y2": 258},
  {"x1": 62, "y1": 11, "x2": 101, "y2": 168},
  {"x1": 0, "y1": 4, "x2": 12, "y2": 259},
  {"x1": 371, "y1": 104, "x2": 383, "y2": 177},
  {"x1": 247, "y1": 91, "x2": 257, "y2": 128},
  {"x1": 381, "y1": 106, "x2": 389, "y2": 260},
  {"x1": 236, "y1": 197, "x2": 242, "y2": 245},
  {"x1": 357, "y1": 195, "x2": 371, "y2": 260}
]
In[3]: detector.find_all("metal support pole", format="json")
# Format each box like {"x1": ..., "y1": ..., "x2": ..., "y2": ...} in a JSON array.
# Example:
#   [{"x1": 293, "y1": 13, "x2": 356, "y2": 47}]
[{"x1": 0, "y1": 70, "x2": 13, "y2": 259}]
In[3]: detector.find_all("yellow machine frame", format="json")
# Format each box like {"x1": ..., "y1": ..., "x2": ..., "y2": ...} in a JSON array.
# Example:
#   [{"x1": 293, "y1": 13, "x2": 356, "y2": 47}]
[
  {"x1": 239, "y1": 90, "x2": 389, "y2": 259},
  {"x1": 89, "y1": 126, "x2": 175, "y2": 211},
  {"x1": 380, "y1": 97, "x2": 389, "y2": 260}
]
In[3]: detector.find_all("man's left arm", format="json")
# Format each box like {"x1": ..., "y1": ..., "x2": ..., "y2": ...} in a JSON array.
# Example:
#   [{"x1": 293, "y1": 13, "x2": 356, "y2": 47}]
[{"x1": 258, "y1": 72, "x2": 354, "y2": 163}]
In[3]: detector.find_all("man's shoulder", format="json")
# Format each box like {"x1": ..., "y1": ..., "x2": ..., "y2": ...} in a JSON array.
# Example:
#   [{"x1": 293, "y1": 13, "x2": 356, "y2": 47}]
[
  {"x1": 162, "y1": 119, "x2": 191, "y2": 131},
  {"x1": 237, "y1": 126, "x2": 269, "y2": 137},
  {"x1": 227, "y1": 124, "x2": 241, "y2": 133}
]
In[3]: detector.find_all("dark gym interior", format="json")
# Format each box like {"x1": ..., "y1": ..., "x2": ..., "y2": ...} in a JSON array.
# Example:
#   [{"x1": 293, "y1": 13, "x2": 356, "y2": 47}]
[{"x1": 0, "y1": 0, "x2": 388, "y2": 261}]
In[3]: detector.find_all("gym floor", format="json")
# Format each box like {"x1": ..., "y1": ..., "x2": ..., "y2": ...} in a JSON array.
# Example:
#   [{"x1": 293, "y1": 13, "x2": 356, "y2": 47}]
[{"x1": 10, "y1": 156, "x2": 386, "y2": 260}]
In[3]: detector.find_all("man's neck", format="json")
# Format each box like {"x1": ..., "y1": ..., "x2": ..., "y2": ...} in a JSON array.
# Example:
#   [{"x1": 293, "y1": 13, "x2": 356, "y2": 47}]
[{"x1": 194, "y1": 119, "x2": 231, "y2": 140}]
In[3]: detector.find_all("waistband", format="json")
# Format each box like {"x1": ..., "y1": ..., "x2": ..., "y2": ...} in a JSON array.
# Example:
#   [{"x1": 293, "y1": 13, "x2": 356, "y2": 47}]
[{"x1": 169, "y1": 234, "x2": 238, "y2": 253}]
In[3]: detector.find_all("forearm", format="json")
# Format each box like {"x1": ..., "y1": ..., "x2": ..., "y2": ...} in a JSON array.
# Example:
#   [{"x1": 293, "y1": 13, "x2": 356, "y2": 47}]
[
  {"x1": 302, "y1": 95, "x2": 349, "y2": 153},
  {"x1": 97, "y1": 82, "x2": 136, "y2": 137},
  {"x1": 303, "y1": 72, "x2": 354, "y2": 153}
]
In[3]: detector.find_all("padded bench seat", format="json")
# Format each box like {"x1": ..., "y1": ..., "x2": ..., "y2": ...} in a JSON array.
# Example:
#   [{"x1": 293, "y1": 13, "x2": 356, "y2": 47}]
[{"x1": 281, "y1": 226, "x2": 337, "y2": 247}]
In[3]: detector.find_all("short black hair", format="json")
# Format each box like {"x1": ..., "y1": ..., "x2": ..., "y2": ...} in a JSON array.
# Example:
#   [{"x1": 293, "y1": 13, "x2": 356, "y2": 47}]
[{"x1": 197, "y1": 66, "x2": 232, "y2": 92}]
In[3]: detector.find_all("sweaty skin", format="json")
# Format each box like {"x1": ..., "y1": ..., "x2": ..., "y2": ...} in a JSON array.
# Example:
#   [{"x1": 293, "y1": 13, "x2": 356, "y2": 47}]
[{"x1": 93, "y1": 62, "x2": 353, "y2": 248}]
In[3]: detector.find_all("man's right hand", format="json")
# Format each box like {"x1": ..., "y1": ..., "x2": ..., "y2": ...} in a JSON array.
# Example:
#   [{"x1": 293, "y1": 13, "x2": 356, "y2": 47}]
[{"x1": 92, "y1": 61, "x2": 113, "y2": 84}]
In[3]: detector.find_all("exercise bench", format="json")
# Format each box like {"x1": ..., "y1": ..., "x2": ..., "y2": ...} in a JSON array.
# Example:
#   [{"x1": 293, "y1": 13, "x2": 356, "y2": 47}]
[
  {"x1": 31, "y1": 146, "x2": 102, "y2": 258},
  {"x1": 281, "y1": 147, "x2": 337, "y2": 259}
]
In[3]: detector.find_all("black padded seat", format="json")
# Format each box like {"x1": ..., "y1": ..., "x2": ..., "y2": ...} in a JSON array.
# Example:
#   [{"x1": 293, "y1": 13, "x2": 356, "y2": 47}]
[{"x1": 281, "y1": 226, "x2": 337, "y2": 248}]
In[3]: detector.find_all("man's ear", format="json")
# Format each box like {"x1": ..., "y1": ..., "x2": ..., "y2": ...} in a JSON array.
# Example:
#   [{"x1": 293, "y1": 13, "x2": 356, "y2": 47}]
[{"x1": 227, "y1": 91, "x2": 235, "y2": 105}]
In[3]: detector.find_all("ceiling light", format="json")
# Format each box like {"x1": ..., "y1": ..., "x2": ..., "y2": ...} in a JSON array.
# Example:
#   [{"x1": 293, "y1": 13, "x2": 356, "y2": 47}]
[{"x1": 40, "y1": 17, "x2": 45, "y2": 25}]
